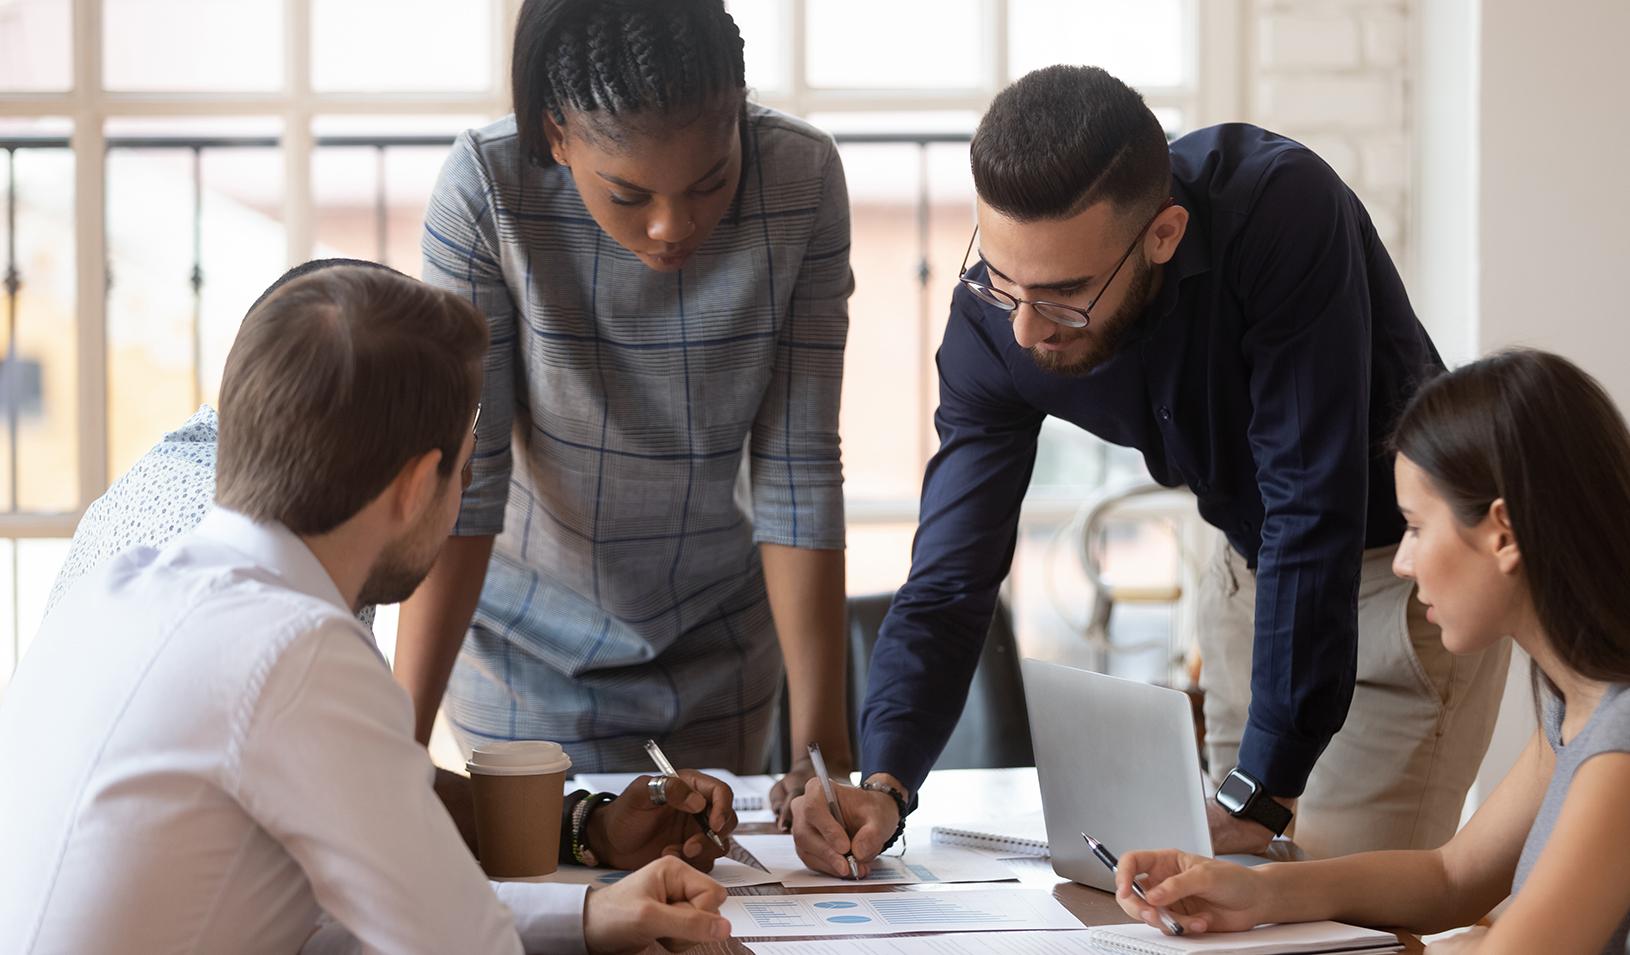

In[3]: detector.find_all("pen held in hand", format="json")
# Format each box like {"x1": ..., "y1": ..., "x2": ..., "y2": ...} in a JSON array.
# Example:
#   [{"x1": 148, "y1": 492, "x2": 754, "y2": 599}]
[
  {"x1": 1082, "y1": 832, "x2": 1184, "y2": 936},
  {"x1": 642, "y1": 738, "x2": 727, "y2": 852},
  {"x1": 807, "y1": 742, "x2": 862, "y2": 881}
]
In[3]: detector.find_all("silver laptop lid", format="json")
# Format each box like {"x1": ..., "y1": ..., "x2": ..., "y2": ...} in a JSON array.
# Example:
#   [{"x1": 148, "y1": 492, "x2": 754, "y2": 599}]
[{"x1": 1021, "y1": 657, "x2": 1211, "y2": 892}]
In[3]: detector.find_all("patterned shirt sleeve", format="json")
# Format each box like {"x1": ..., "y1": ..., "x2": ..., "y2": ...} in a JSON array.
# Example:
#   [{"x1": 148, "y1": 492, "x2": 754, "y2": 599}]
[
  {"x1": 748, "y1": 140, "x2": 852, "y2": 550},
  {"x1": 421, "y1": 130, "x2": 518, "y2": 538}
]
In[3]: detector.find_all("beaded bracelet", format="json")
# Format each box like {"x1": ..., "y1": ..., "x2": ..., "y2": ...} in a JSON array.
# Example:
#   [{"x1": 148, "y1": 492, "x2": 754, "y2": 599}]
[
  {"x1": 571, "y1": 792, "x2": 618, "y2": 867},
  {"x1": 861, "y1": 780, "x2": 910, "y2": 853}
]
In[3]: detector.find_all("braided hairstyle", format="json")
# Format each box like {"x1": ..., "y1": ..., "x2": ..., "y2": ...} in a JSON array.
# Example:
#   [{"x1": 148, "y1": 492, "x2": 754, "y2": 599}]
[{"x1": 512, "y1": 0, "x2": 748, "y2": 167}]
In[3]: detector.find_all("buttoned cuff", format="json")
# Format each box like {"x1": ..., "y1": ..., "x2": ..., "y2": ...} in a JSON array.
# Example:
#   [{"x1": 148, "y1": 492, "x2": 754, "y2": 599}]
[
  {"x1": 1237, "y1": 719, "x2": 1330, "y2": 799},
  {"x1": 490, "y1": 882, "x2": 590, "y2": 955},
  {"x1": 861, "y1": 730, "x2": 936, "y2": 798}
]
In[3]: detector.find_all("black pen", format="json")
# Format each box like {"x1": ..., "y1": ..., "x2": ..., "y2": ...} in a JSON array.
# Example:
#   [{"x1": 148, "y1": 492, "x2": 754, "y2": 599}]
[{"x1": 1082, "y1": 832, "x2": 1184, "y2": 936}]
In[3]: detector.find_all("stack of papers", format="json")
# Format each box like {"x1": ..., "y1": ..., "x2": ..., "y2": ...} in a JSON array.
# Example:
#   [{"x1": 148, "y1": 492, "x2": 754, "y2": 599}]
[
  {"x1": 721, "y1": 890, "x2": 1082, "y2": 938},
  {"x1": 731, "y1": 834, "x2": 1018, "y2": 888},
  {"x1": 532, "y1": 834, "x2": 1017, "y2": 891}
]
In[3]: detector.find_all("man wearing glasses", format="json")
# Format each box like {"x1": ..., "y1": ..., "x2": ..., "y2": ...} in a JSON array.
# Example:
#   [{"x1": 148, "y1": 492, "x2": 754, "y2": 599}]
[{"x1": 790, "y1": 65, "x2": 1510, "y2": 871}]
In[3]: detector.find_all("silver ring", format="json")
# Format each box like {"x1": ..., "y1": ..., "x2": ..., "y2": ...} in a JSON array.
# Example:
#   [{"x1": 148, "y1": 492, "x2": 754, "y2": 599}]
[{"x1": 648, "y1": 775, "x2": 669, "y2": 807}]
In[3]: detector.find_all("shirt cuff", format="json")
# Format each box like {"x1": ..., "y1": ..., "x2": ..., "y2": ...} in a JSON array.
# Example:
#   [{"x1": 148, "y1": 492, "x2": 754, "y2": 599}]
[
  {"x1": 1237, "y1": 718, "x2": 1331, "y2": 799},
  {"x1": 490, "y1": 882, "x2": 590, "y2": 955}
]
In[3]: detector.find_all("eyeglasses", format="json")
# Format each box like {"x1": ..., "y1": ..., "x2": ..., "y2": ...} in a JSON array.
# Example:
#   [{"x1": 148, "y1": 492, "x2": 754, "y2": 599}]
[
  {"x1": 460, "y1": 403, "x2": 482, "y2": 492},
  {"x1": 957, "y1": 197, "x2": 1175, "y2": 330}
]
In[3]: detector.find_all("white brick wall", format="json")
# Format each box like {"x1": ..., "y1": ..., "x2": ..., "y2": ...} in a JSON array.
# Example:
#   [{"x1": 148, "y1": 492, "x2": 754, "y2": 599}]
[{"x1": 1243, "y1": 0, "x2": 1415, "y2": 271}]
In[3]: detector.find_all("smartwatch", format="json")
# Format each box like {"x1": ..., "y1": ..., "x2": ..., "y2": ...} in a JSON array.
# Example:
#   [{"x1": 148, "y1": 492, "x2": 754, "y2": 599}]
[{"x1": 1215, "y1": 767, "x2": 1292, "y2": 837}]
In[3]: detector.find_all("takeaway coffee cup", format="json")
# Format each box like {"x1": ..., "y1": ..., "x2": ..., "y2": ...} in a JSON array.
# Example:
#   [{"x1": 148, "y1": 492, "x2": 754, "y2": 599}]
[{"x1": 467, "y1": 741, "x2": 573, "y2": 878}]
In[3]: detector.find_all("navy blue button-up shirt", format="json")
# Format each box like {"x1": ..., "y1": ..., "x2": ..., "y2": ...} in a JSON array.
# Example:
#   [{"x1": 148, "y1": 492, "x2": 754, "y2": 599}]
[{"x1": 860, "y1": 123, "x2": 1442, "y2": 798}]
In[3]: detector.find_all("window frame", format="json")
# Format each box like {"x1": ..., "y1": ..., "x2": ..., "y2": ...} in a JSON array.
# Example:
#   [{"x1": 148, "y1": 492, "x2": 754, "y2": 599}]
[{"x1": 0, "y1": 0, "x2": 1240, "y2": 538}]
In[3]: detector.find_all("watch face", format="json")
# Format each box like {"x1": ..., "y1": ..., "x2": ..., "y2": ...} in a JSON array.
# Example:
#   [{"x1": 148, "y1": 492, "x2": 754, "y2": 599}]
[{"x1": 1216, "y1": 772, "x2": 1257, "y2": 813}]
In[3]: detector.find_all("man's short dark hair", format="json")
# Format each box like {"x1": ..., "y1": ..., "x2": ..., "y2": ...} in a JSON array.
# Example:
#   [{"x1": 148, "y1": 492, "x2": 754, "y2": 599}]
[
  {"x1": 970, "y1": 65, "x2": 1171, "y2": 222},
  {"x1": 216, "y1": 266, "x2": 487, "y2": 536}
]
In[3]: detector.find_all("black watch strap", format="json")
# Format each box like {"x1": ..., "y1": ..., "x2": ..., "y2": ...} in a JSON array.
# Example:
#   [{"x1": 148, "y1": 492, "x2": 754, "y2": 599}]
[
  {"x1": 1241, "y1": 792, "x2": 1292, "y2": 836},
  {"x1": 1219, "y1": 769, "x2": 1293, "y2": 837}
]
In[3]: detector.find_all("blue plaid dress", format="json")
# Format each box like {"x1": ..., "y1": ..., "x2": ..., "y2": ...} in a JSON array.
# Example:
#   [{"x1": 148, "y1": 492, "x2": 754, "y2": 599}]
[{"x1": 421, "y1": 106, "x2": 851, "y2": 773}]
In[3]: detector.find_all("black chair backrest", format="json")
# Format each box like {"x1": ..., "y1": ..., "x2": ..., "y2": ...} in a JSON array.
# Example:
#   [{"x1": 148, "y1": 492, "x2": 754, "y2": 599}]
[
  {"x1": 766, "y1": 593, "x2": 1034, "y2": 774},
  {"x1": 844, "y1": 592, "x2": 1034, "y2": 771}
]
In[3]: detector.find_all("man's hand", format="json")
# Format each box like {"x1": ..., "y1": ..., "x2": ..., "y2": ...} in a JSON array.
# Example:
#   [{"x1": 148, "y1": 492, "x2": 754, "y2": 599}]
[
  {"x1": 587, "y1": 772, "x2": 737, "y2": 872},
  {"x1": 769, "y1": 751, "x2": 853, "y2": 830},
  {"x1": 1205, "y1": 796, "x2": 1295, "y2": 855},
  {"x1": 1113, "y1": 848, "x2": 1272, "y2": 935},
  {"x1": 582, "y1": 856, "x2": 732, "y2": 955},
  {"x1": 789, "y1": 778, "x2": 899, "y2": 878}
]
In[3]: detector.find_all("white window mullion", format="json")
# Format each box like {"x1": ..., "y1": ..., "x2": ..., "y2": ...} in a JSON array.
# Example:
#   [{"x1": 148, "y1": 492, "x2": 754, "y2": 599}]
[
  {"x1": 986, "y1": 0, "x2": 1009, "y2": 100},
  {"x1": 73, "y1": 0, "x2": 109, "y2": 505},
  {"x1": 788, "y1": 0, "x2": 809, "y2": 117},
  {"x1": 284, "y1": 0, "x2": 314, "y2": 267}
]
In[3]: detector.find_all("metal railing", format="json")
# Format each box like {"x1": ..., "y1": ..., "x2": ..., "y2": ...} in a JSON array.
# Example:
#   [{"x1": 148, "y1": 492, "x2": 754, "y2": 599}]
[{"x1": 0, "y1": 129, "x2": 976, "y2": 519}]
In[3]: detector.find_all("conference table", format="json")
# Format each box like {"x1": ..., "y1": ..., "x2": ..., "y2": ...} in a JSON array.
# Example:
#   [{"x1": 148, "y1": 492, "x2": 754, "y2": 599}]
[{"x1": 682, "y1": 767, "x2": 1424, "y2": 955}]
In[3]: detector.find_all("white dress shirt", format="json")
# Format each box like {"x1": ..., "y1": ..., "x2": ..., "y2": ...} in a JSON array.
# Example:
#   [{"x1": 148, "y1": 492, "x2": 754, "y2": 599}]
[{"x1": 0, "y1": 508, "x2": 589, "y2": 954}]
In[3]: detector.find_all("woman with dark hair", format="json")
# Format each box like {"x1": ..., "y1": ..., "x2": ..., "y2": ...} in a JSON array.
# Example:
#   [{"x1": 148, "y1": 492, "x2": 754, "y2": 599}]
[
  {"x1": 404, "y1": 0, "x2": 853, "y2": 820},
  {"x1": 1111, "y1": 349, "x2": 1630, "y2": 953}
]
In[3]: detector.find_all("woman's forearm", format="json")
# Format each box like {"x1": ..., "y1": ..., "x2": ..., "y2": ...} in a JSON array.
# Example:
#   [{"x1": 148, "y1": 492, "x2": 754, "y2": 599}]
[
  {"x1": 760, "y1": 543, "x2": 852, "y2": 765},
  {"x1": 1258, "y1": 849, "x2": 1484, "y2": 934},
  {"x1": 394, "y1": 535, "x2": 494, "y2": 744}
]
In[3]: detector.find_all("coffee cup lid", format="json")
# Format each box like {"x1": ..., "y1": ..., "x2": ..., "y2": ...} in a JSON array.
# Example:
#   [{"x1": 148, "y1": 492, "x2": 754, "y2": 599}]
[{"x1": 466, "y1": 740, "x2": 573, "y2": 776}]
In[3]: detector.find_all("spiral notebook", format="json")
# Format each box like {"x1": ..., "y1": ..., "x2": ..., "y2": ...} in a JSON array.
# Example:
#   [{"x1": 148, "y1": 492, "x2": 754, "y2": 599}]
[
  {"x1": 929, "y1": 811, "x2": 1050, "y2": 857},
  {"x1": 1084, "y1": 921, "x2": 1401, "y2": 955}
]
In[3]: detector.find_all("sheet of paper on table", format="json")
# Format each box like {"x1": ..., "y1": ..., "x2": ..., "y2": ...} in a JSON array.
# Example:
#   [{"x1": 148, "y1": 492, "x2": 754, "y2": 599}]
[
  {"x1": 529, "y1": 858, "x2": 780, "y2": 889},
  {"x1": 731, "y1": 833, "x2": 1017, "y2": 888},
  {"x1": 746, "y1": 930, "x2": 1097, "y2": 955},
  {"x1": 575, "y1": 770, "x2": 779, "y2": 823},
  {"x1": 721, "y1": 889, "x2": 1082, "y2": 938}
]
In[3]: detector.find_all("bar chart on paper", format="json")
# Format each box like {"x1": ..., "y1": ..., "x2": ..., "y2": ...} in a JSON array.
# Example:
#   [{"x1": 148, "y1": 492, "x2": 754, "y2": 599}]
[{"x1": 721, "y1": 890, "x2": 1082, "y2": 938}]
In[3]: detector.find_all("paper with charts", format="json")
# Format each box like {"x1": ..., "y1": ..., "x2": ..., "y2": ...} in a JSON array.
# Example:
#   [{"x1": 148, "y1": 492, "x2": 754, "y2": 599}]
[
  {"x1": 532, "y1": 858, "x2": 780, "y2": 889},
  {"x1": 731, "y1": 834, "x2": 1016, "y2": 888},
  {"x1": 746, "y1": 930, "x2": 1099, "y2": 954},
  {"x1": 720, "y1": 889, "x2": 1082, "y2": 938}
]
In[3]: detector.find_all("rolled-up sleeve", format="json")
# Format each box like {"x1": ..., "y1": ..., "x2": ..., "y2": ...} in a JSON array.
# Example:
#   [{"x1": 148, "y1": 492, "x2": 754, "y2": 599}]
[
  {"x1": 422, "y1": 130, "x2": 517, "y2": 537},
  {"x1": 1232, "y1": 152, "x2": 1373, "y2": 797},
  {"x1": 859, "y1": 286, "x2": 1044, "y2": 793},
  {"x1": 749, "y1": 142, "x2": 852, "y2": 551}
]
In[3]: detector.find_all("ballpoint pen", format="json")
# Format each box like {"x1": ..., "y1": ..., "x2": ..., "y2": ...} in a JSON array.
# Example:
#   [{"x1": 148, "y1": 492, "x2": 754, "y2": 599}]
[
  {"x1": 643, "y1": 738, "x2": 727, "y2": 852},
  {"x1": 1082, "y1": 832, "x2": 1185, "y2": 936},
  {"x1": 808, "y1": 742, "x2": 862, "y2": 881},
  {"x1": 639, "y1": 740, "x2": 770, "y2": 872}
]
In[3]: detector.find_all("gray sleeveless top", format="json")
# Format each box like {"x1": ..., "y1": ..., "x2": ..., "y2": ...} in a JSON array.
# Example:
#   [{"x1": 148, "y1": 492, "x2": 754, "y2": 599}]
[{"x1": 1513, "y1": 682, "x2": 1630, "y2": 953}]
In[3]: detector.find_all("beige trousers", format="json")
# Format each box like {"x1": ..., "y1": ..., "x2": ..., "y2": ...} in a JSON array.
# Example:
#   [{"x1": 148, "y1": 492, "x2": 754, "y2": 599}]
[{"x1": 1196, "y1": 540, "x2": 1510, "y2": 858}]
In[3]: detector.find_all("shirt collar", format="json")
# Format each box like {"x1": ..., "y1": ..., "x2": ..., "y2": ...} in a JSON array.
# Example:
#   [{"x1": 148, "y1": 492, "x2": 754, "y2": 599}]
[
  {"x1": 192, "y1": 506, "x2": 353, "y2": 615},
  {"x1": 1123, "y1": 176, "x2": 1212, "y2": 346}
]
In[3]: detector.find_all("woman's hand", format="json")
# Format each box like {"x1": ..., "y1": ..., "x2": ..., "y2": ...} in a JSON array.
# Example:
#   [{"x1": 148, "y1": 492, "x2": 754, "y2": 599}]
[{"x1": 1113, "y1": 849, "x2": 1274, "y2": 935}]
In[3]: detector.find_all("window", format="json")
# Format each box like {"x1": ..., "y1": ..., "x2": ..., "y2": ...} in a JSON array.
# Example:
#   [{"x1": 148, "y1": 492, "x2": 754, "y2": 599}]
[{"x1": 0, "y1": 0, "x2": 1218, "y2": 687}]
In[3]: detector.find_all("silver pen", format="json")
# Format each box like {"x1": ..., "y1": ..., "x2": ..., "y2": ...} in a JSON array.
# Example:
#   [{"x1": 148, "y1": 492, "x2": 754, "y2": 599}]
[
  {"x1": 807, "y1": 742, "x2": 862, "y2": 880},
  {"x1": 642, "y1": 739, "x2": 727, "y2": 851},
  {"x1": 1083, "y1": 832, "x2": 1184, "y2": 936}
]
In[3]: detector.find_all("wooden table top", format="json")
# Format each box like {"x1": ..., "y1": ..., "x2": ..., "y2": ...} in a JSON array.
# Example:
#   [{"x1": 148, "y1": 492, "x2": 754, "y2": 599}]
[{"x1": 678, "y1": 768, "x2": 1423, "y2": 954}]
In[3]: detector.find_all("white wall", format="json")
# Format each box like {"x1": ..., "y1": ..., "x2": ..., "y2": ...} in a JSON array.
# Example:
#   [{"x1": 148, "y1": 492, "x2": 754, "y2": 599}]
[
  {"x1": 1245, "y1": 0, "x2": 1415, "y2": 268},
  {"x1": 1475, "y1": 0, "x2": 1630, "y2": 408},
  {"x1": 1415, "y1": 0, "x2": 1630, "y2": 815}
]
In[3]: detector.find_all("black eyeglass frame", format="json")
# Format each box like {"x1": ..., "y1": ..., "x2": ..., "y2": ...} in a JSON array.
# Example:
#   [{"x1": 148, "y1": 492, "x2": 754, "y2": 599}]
[{"x1": 957, "y1": 197, "x2": 1176, "y2": 330}]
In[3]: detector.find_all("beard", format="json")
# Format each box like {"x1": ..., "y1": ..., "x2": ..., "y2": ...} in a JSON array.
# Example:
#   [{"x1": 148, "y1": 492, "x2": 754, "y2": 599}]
[
  {"x1": 1028, "y1": 256, "x2": 1157, "y2": 378},
  {"x1": 357, "y1": 524, "x2": 442, "y2": 608}
]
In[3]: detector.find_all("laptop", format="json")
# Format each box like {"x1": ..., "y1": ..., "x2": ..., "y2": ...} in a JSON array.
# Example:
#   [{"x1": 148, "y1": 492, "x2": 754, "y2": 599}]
[{"x1": 1022, "y1": 657, "x2": 1227, "y2": 893}]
